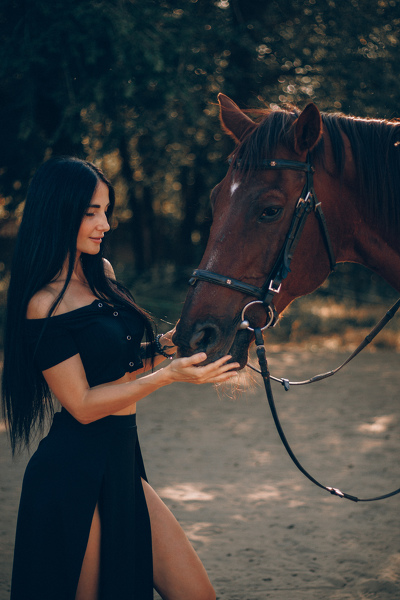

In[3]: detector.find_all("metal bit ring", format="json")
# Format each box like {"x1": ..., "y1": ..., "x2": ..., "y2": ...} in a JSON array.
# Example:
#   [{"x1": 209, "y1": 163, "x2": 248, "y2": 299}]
[{"x1": 240, "y1": 301, "x2": 275, "y2": 332}]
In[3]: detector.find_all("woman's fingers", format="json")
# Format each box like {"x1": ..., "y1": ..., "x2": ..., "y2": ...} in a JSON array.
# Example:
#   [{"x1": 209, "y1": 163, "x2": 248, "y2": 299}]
[
  {"x1": 187, "y1": 353, "x2": 232, "y2": 367},
  {"x1": 174, "y1": 353, "x2": 230, "y2": 371},
  {"x1": 182, "y1": 352, "x2": 207, "y2": 366},
  {"x1": 167, "y1": 354, "x2": 239, "y2": 384}
]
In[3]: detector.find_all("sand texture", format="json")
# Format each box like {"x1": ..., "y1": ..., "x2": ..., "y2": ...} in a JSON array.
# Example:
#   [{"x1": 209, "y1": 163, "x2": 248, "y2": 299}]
[{"x1": 1, "y1": 350, "x2": 399, "y2": 599}]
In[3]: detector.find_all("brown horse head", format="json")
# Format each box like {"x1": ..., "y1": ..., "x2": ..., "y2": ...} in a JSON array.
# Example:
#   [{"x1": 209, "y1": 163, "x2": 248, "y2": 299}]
[{"x1": 174, "y1": 94, "x2": 400, "y2": 367}]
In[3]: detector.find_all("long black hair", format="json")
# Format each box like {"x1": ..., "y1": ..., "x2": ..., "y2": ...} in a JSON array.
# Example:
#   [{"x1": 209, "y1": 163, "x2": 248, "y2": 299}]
[{"x1": 2, "y1": 156, "x2": 155, "y2": 455}]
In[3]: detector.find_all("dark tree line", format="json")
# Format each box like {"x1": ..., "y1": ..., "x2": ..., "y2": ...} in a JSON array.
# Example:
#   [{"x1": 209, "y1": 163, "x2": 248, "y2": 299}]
[{"x1": 1, "y1": 0, "x2": 399, "y2": 284}]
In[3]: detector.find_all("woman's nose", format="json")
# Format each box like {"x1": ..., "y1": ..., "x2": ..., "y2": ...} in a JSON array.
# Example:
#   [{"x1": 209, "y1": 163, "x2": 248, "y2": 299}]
[{"x1": 98, "y1": 214, "x2": 110, "y2": 232}]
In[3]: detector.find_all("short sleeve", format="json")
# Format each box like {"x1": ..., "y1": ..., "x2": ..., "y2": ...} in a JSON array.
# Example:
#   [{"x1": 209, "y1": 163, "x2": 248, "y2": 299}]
[{"x1": 26, "y1": 319, "x2": 79, "y2": 371}]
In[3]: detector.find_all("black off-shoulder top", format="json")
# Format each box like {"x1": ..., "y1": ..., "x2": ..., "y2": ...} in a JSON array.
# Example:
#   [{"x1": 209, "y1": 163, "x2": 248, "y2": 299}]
[{"x1": 25, "y1": 300, "x2": 145, "y2": 387}]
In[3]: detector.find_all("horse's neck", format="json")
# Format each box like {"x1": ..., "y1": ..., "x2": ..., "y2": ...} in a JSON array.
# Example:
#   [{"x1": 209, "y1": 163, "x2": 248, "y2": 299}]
[
  {"x1": 332, "y1": 189, "x2": 400, "y2": 293},
  {"x1": 320, "y1": 126, "x2": 400, "y2": 293}
]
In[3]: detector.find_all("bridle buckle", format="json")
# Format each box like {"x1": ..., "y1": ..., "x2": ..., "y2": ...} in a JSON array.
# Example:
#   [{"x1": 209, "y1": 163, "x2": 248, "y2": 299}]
[{"x1": 268, "y1": 281, "x2": 282, "y2": 294}]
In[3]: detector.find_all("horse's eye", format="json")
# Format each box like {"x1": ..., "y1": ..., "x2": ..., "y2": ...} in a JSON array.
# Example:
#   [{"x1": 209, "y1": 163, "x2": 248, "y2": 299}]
[{"x1": 259, "y1": 206, "x2": 283, "y2": 222}]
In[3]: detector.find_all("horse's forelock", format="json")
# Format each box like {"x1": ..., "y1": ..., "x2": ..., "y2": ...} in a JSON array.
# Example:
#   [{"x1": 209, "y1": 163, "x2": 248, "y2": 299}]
[{"x1": 232, "y1": 109, "x2": 299, "y2": 173}]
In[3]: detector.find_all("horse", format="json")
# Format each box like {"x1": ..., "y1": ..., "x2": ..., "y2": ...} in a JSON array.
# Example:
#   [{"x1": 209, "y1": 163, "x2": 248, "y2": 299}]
[{"x1": 173, "y1": 93, "x2": 400, "y2": 370}]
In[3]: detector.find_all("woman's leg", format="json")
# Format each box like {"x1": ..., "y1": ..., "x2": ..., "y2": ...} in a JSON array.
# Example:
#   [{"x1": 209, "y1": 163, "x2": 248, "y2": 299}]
[
  {"x1": 141, "y1": 479, "x2": 216, "y2": 600},
  {"x1": 75, "y1": 504, "x2": 101, "y2": 600}
]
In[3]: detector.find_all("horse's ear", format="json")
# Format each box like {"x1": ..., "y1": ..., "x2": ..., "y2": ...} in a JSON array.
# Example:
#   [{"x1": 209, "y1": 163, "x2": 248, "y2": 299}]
[
  {"x1": 218, "y1": 93, "x2": 256, "y2": 142},
  {"x1": 293, "y1": 103, "x2": 322, "y2": 154}
]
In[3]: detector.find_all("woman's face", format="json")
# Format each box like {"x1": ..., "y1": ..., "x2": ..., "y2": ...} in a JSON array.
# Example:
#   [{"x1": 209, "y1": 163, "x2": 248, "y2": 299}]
[{"x1": 76, "y1": 181, "x2": 111, "y2": 255}]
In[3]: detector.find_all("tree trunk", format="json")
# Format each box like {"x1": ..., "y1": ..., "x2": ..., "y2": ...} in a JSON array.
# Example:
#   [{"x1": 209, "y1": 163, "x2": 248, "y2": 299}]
[
  {"x1": 178, "y1": 164, "x2": 202, "y2": 267},
  {"x1": 119, "y1": 136, "x2": 145, "y2": 273}
]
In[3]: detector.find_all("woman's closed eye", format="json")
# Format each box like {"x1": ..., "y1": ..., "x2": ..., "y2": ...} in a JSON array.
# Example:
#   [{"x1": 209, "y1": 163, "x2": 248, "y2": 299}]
[{"x1": 85, "y1": 211, "x2": 109, "y2": 219}]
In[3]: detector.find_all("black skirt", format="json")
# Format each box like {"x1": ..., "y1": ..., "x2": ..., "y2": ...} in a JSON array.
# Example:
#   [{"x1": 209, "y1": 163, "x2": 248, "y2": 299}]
[{"x1": 11, "y1": 409, "x2": 153, "y2": 600}]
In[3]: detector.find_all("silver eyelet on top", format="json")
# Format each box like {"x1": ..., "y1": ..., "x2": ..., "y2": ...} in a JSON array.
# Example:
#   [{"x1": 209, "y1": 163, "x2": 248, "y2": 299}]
[
  {"x1": 98, "y1": 303, "x2": 103, "y2": 308},
  {"x1": 129, "y1": 362, "x2": 134, "y2": 367},
  {"x1": 113, "y1": 311, "x2": 119, "y2": 316},
  {"x1": 127, "y1": 335, "x2": 132, "y2": 340}
]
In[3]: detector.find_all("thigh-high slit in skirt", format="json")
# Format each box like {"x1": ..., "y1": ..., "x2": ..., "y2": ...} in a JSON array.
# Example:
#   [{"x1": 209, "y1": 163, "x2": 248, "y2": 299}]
[{"x1": 11, "y1": 408, "x2": 153, "y2": 600}]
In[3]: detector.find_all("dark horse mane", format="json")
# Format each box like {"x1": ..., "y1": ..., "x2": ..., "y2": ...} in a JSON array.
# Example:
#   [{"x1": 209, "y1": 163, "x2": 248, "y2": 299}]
[{"x1": 233, "y1": 106, "x2": 400, "y2": 246}]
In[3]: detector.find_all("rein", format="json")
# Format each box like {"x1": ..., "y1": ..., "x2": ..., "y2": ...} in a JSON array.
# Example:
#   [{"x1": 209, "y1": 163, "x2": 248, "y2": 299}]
[
  {"x1": 251, "y1": 314, "x2": 400, "y2": 502},
  {"x1": 248, "y1": 297, "x2": 400, "y2": 390},
  {"x1": 189, "y1": 154, "x2": 400, "y2": 502}
]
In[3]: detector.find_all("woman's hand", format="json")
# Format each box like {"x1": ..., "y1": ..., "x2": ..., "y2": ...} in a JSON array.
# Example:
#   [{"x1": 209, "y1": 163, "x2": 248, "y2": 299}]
[
  {"x1": 163, "y1": 353, "x2": 239, "y2": 385},
  {"x1": 158, "y1": 328, "x2": 177, "y2": 358},
  {"x1": 160, "y1": 327, "x2": 176, "y2": 345}
]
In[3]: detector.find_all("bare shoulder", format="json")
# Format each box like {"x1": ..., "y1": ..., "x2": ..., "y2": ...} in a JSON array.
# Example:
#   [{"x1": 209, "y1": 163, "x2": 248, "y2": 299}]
[
  {"x1": 103, "y1": 258, "x2": 116, "y2": 280},
  {"x1": 26, "y1": 288, "x2": 58, "y2": 320}
]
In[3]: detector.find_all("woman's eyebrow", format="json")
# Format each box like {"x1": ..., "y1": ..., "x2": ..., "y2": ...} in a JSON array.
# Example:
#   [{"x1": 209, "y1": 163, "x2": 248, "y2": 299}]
[{"x1": 88, "y1": 203, "x2": 110, "y2": 209}]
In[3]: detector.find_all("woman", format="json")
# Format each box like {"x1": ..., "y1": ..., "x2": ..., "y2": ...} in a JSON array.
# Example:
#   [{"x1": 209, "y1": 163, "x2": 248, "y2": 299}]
[{"x1": 1, "y1": 156, "x2": 239, "y2": 600}]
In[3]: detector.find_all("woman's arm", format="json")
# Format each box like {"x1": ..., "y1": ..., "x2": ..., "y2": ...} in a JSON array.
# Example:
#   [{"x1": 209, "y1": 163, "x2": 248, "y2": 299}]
[
  {"x1": 43, "y1": 351, "x2": 238, "y2": 424},
  {"x1": 31, "y1": 264, "x2": 232, "y2": 423}
]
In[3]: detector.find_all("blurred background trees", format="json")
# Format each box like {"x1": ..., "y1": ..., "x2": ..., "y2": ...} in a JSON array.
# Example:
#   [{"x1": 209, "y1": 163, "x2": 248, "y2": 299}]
[{"x1": 1, "y1": 0, "x2": 400, "y2": 335}]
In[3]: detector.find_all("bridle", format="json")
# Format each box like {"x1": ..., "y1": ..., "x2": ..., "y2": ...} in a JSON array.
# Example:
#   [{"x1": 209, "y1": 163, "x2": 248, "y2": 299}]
[
  {"x1": 189, "y1": 154, "x2": 400, "y2": 503},
  {"x1": 190, "y1": 154, "x2": 336, "y2": 331}
]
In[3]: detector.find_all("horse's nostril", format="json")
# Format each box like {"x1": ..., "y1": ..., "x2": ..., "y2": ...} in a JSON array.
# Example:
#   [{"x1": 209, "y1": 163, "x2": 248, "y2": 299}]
[
  {"x1": 189, "y1": 329, "x2": 205, "y2": 350},
  {"x1": 189, "y1": 324, "x2": 219, "y2": 352}
]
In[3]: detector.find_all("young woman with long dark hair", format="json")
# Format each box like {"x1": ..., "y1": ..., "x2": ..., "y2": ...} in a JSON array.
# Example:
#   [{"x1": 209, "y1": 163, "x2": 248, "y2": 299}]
[{"x1": 2, "y1": 156, "x2": 238, "y2": 600}]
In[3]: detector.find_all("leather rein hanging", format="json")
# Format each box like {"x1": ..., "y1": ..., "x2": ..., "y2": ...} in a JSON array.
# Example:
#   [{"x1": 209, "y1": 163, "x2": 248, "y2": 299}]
[{"x1": 189, "y1": 154, "x2": 400, "y2": 502}]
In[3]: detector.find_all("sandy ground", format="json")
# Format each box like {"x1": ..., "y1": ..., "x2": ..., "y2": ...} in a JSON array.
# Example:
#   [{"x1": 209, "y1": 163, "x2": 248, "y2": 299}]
[{"x1": 1, "y1": 349, "x2": 399, "y2": 600}]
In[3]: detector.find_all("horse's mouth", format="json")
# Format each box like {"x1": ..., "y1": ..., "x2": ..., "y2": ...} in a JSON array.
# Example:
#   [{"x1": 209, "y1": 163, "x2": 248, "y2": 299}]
[
  {"x1": 176, "y1": 328, "x2": 252, "y2": 371},
  {"x1": 226, "y1": 329, "x2": 253, "y2": 369}
]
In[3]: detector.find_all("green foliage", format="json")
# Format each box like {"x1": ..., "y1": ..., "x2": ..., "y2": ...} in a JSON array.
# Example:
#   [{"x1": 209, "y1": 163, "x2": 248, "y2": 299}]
[{"x1": 252, "y1": 0, "x2": 400, "y2": 115}]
